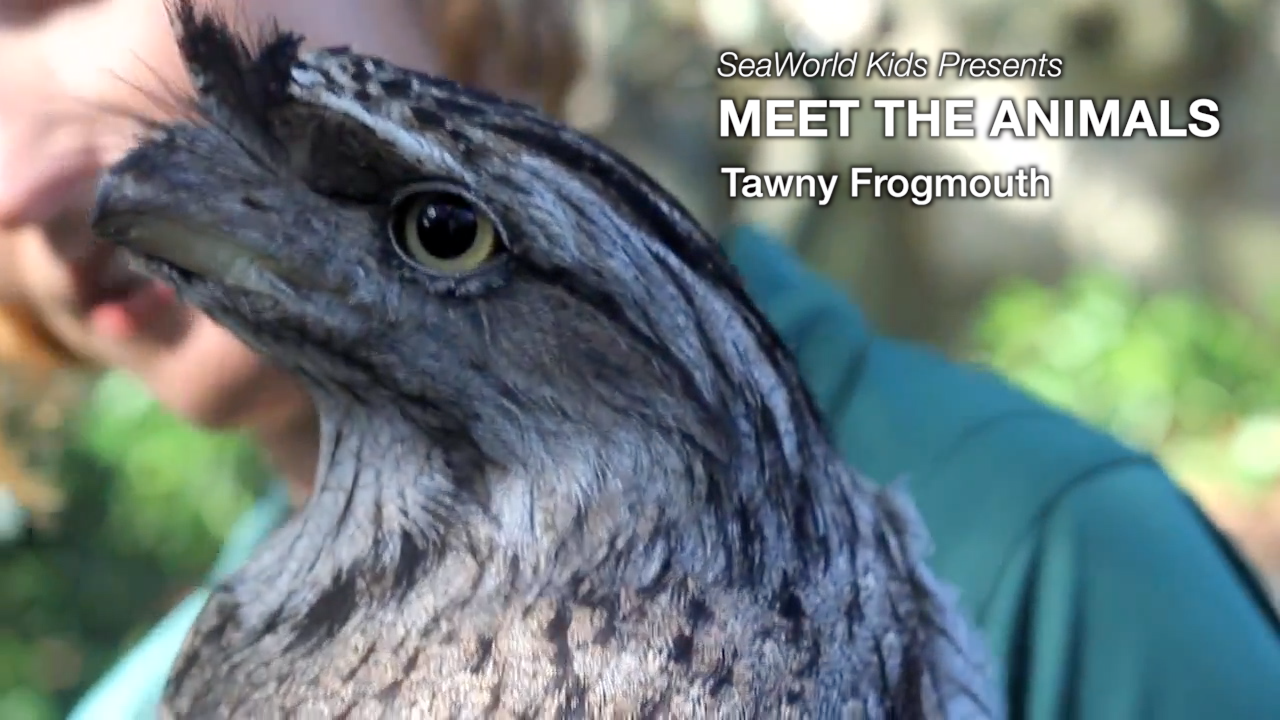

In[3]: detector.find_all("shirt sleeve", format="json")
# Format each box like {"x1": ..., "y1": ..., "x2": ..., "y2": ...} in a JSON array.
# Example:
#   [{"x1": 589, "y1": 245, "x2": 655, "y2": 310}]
[
  {"x1": 727, "y1": 224, "x2": 1280, "y2": 718},
  {"x1": 983, "y1": 463, "x2": 1280, "y2": 719},
  {"x1": 67, "y1": 589, "x2": 210, "y2": 720},
  {"x1": 67, "y1": 485, "x2": 291, "y2": 718}
]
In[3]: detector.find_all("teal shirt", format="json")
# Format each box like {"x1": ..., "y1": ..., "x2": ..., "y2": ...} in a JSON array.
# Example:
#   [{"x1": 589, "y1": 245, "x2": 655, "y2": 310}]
[{"x1": 70, "y1": 227, "x2": 1280, "y2": 719}]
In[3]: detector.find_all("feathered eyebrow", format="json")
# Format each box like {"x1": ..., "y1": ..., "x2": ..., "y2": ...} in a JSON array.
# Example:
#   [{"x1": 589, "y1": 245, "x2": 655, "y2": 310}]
[{"x1": 277, "y1": 108, "x2": 429, "y2": 204}]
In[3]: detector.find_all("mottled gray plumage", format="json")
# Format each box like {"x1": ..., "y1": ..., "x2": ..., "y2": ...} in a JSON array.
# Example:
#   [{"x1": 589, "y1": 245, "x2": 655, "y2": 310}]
[{"x1": 91, "y1": 2, "x2": 1000, "y2": 717}]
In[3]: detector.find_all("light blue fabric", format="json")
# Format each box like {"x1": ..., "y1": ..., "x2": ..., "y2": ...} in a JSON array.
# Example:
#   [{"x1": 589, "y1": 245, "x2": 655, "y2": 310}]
[
  {"x1": 66, "y1": 591, "x2": 207, "y2": 720},
  {"x1": 67, "y1": 483, "x2": 292, "y2": 720}
]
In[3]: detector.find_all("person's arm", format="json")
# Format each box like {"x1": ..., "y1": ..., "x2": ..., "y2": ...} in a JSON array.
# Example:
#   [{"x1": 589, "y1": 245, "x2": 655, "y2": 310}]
[{"x1": 984, "y1": 462, "x2": 1280, "y2": 719}]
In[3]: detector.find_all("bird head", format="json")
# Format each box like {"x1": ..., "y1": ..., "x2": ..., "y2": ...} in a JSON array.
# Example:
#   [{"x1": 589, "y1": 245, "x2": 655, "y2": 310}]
[{"x1": 91, "y1": 1, "x2": 821, "y2": 492}]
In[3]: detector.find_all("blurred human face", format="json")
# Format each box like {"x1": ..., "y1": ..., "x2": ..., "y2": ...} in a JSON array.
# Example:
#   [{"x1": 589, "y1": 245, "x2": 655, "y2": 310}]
[{"x1": 0, "y1": 0, "x2": 441, "y2": 429}]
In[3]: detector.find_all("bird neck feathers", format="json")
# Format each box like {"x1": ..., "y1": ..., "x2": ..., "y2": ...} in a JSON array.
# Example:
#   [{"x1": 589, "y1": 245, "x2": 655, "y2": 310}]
[{"x1": 220, "y1": 345, "x2": 865, "y2": 636}]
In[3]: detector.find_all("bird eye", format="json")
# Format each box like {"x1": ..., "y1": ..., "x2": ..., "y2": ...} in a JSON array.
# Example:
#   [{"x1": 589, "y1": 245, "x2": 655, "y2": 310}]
[{"x1": 388, "y1": 187, "x2": 502, "y2": 274}]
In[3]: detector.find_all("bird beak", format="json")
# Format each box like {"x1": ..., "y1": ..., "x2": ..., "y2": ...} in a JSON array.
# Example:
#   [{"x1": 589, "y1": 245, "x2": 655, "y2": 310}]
[
  {"x1": 93, "y1": 211, "x2": 295, "y2": 299},
  {"x1": 90, "y1": 158, "x2": 308, "y2": 299}
]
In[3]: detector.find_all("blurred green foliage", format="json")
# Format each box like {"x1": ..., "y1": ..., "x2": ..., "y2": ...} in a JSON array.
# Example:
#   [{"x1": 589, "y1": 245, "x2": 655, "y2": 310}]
[
  {"x1": 3, "y1": 272, "x2": 1280, "y2": 717},
  {"x1": 970, "y1": 271, "x2": 1280, "y2": 497},
  {"x1": 0, "y1": 372, "x2": 267, "y2": 719}
]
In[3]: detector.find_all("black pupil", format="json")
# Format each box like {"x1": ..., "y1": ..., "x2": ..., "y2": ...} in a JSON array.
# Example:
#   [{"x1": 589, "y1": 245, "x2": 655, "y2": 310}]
[{"x1": 410, "y1": 194, "x2": 478, "y2": 260}]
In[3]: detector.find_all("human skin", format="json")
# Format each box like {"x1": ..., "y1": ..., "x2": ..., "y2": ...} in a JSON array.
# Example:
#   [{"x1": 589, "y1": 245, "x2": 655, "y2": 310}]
[{"x1": 0, "y1": 0, "x2": 550, "y2": 497}]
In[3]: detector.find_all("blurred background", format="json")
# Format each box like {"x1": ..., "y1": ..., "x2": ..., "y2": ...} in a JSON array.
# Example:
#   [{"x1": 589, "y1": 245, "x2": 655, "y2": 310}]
[{"x1": 4, "y1": 0, "x2": 1280, "y2": 716}]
